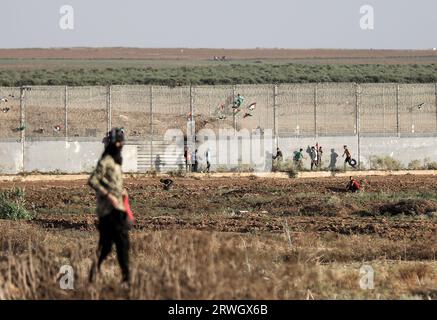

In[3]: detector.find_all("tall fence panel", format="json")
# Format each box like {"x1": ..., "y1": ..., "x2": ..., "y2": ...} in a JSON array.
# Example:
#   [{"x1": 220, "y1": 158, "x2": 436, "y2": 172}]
[
  {"x1": 67, "y1": 86, "x2": 107, "y2": 140},
  {"x1": 234, "y1": 84, "x2": 274, "y2": 132},
  {"x1": 24, "y1": 86, "x2": 66, "y2": 141},
  {"x1": 111, "y1": 85, "x2": 151, "y2": 141},
  {"x1": 316, "y1": 83, "x2": 356, "y2": 136},
  {"x1": 152, "y1": 86, "x2": 191, "y2": 137},
  {"x1": 192, "y1": 85, "x2": 234, "y2": 134},
  {"x1": 360, "y1": 84, "x2": 398, "y2": 136},
  {"x1": 0, "y1": 87, "x2": 21, "y2": 141},
  {"x1": 398, "y1": 84, "x2": 436, "y2": 135},
  {"x1": 277, "y1": 84, "x2": 316, "y2": 136}
]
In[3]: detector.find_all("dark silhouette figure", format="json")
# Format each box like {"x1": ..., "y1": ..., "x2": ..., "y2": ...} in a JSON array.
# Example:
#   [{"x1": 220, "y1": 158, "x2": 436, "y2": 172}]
[
  {"x1": 177, "y1": 152, "x2": 184, "y2": 171},
  {"x1": 329, "y1": 149, "x2": 339, "y2": 170},
  {"x1": 264, "y1": 150, "x2": 273, "y2": 171},
  {"x1": 154, "y1": 155, "x2": 163, "y2": 172}
]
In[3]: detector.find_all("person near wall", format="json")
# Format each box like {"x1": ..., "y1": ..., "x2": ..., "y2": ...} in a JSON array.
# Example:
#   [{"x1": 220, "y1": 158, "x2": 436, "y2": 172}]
[
  {"x1": 88, "y1": 127, "x2": 132, "y2": 286},
  {"x1": 293, "y1": 148, "x2": 305, "y2": 170},
  {"x1": 192, "y1": 149, "x2": 199, "y2": 172},
  {"x1": 310, "y1": 146, "x2": 318, "y2": 170},
  {"x1": 342, "y1": 145, "x2": 356, "y2": 169},
  {"x1": 205, "y1": 148, "x2": 211, "y2": 173}
]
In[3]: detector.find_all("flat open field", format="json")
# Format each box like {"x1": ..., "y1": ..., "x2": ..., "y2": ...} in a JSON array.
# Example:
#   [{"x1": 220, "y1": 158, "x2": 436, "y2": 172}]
[
  {"x1": 1, "y1": 48, "x2": 437, "y2": 66},
  {"x1": 0, "y1": 174, "x2": 436, "y2": 299},
  {"x1": 1, "y1": 48, "x2": 437, "y2": 86}
]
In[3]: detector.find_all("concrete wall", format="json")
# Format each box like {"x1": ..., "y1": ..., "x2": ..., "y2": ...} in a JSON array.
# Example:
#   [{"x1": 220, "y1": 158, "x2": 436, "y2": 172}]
[
  {"x1": 2, "y1": 137, "x2": 437, "y2": 173},
  {"x1": 0, "y1": 141, "x2": 137, "y2": 174},
  {"x1": 360, "y1": 137, "x2": 437, "y2": 168},
  {"x1": 0, "y1": 142, "x2": 22, "y2": 174}
]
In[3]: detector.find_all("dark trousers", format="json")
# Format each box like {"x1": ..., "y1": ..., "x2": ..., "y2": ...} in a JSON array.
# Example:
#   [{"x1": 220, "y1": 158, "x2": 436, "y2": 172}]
[
  {"x1": 345, "y1": 156, "x2": 355, "y2": 168},
  {"x1": 96, "y1": 209, "x2": 130, "y2": 283},
  {"x1": 192, "y1": 161, "x2": 198, "y2": 172}
]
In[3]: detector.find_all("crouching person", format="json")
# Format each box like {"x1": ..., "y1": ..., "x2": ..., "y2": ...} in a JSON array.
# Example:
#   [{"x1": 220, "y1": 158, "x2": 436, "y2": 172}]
[
  {"x1": 346, "y1": 176, "x2": 361, "y2": 193},
  {"x1": 88, "y1": 128, "x2": 131, "y2": 286}
]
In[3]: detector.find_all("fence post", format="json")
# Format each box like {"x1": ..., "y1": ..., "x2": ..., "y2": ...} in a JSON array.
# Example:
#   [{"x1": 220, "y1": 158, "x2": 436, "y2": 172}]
[
  {"x1": 149, "y1": 85, "x2": 153, "y2": 169},
  {"x1": 232, "y1": 85, "x2": 236, "y2": 131},
  {"x1": 355, "y1": 83, "x2": 361, "y2": 169},
  {"x1": 20, "y1": 86, "x2": 26, "y2": 173},
  {"x1": 106, "y1": 85, "x2": 112, "y2": 132},
  {"x1": 189, "y1": 85, "x2": 195, "y2": 138},
  {"x1": 273, "y1": 84, "x2": 278, "y2": 148},
  {"x1": 435, "y1": 83, "x2": 437, "y2": 132},
  {"x1": 64, "y1": 86, "x2": 68, "y2": 141},
  {"x1": 396, "y1": 84, "x2": 400, "y2": 137},
  {"x1": 314, "y1": 83, "x2": 318, "y2": 137}
]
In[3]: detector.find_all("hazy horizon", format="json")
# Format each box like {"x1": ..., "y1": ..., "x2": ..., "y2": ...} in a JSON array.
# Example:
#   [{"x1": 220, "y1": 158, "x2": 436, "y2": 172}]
[
  {"x1": 1, "y1": 47, "x2": 435, "y2": 51},
  {"x1": 1, "y1": 0, "x2": 435, "y2": 50}
]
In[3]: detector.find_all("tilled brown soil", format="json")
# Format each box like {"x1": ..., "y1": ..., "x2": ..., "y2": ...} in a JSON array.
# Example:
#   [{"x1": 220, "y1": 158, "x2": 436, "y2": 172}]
[
  {"x1": 1, "y1": 48, "x2": 436, "y2": 64},
  {"x1": 1, "y1": 174, "x2": 436, "y2": 241}
]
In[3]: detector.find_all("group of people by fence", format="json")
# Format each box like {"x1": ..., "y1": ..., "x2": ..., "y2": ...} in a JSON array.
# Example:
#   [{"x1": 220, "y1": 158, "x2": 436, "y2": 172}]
[
  {"x1": 183, "y1": 147, "x2": 211, "y2": 173},
  {"x1": 273, "y1": 144, "x2": 357, "y2": 171}
]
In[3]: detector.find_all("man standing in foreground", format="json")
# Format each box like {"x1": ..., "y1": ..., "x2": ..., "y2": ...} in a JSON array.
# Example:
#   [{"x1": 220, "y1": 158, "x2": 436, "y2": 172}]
[{"x1": 88, "y1": 127, "x2": 131, "y2": 285}]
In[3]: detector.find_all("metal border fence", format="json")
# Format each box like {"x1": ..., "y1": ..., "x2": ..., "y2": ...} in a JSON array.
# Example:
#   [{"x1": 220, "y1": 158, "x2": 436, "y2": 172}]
[{"x1": 1, "y1": 83, "x2": 436, "y2": 170}]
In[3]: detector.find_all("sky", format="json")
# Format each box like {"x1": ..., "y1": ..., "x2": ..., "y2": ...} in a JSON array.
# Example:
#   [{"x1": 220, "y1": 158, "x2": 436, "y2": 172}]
[{"x1": 0, "y1": 0, "x2": 435, "y2": 49}]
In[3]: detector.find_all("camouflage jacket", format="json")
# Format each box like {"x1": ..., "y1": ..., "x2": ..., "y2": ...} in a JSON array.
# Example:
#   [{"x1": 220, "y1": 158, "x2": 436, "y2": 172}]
[{"x1": 88, "y1": 154, "x2": 125, "y2": 217}]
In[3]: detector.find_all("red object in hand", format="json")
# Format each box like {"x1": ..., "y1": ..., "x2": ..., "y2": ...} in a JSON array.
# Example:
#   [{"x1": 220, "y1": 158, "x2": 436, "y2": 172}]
[{"x1": 123, "y1": 195, "x2": 135, "y2": 222}]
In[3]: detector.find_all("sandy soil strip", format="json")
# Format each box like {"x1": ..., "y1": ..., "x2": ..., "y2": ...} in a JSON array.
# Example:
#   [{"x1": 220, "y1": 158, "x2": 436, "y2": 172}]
[{"x1": 1, "y1": 170, "x2": 437, "y2": 182}]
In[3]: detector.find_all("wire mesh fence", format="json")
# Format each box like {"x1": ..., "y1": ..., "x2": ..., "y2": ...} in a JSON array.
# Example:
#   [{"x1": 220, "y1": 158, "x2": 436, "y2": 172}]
[
  {"x1": 0, "y1": 87, "x2": 21, "y2": 141},
  {"x1": 67, "y1": 86, "x2": 107, "y2": 140},
  {"x1": 111, "y1": 85, "x2": 151, "y2": 140},
  {"x1": 360, "y1": 84, "x2": 398, "y2": 136},
  {"x1": 0, "y1": 83, "x2": 436, "y2": 143}
]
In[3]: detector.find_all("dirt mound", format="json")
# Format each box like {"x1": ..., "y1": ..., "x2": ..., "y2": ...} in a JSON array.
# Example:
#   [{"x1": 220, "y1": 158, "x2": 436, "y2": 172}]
[
  {"x1": 299, "y1": 203, "x2": 346, "y2": 217},
  {"x1": 379, "y1": 200, "x2": 437, "y2": 216}
]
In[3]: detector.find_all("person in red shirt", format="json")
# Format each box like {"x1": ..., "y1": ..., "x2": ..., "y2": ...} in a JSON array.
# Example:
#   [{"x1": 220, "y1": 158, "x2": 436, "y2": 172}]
[{"x1": 346, "y1": 176, "x2": 361, "y2": 192}]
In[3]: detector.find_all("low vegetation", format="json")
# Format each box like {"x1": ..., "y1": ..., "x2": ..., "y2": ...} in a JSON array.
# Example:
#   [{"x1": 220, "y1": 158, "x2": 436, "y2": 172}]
[
  {"x1": 0, "y1": 188, "x2": 33, "y2": 220},
  {"x1": 369, "y1": 156, "x2": 404, "y2": 171},
  {"x1": 1, "y1": 63, "x2": 437, "y2": 86}
]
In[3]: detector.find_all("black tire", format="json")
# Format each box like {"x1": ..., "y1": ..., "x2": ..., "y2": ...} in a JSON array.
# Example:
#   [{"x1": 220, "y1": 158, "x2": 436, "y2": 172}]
[{"x1": 350, "y1": 159, "x2": 357, "y2": 167}]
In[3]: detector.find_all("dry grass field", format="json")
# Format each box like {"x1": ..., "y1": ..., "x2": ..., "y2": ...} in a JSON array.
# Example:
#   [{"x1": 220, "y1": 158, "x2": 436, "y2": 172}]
[{"x1": 0, "y1": 174, "x2": 435, "y2": 299}]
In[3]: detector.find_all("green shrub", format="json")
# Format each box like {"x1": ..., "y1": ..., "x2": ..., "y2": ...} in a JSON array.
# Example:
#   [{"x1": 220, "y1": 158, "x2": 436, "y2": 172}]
[
  {"x1": 423, "y1": 157, "x2": 437, "y2": 170},
  {"x1": 231, "y1": 164, "x2": 255, "y2": 173},
  {"x1": 408, "y1": 160, "x2": 424, "y2": 170},
  {"x1": 0, "y1": 188, "x2": 33, "y2": 220},
  {"x1": 369, "y1": 156, "x2": 404, "y2": 170},
  {"x1": 272, "y1": 159, "x2": 298, "y2": 178}
]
